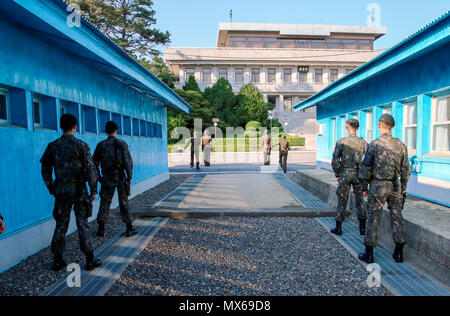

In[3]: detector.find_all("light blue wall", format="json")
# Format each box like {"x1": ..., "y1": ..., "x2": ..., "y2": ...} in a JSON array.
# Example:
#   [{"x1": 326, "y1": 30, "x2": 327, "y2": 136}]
[
  {"x1": 314, "y1": 42, "x2": 450, "y2": 200},
  {"x1": 0, "y1": 18, "x2": 169, "y2": 239}
]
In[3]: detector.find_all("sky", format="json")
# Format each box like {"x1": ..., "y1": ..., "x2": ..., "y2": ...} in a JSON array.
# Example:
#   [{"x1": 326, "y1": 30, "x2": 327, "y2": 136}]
[{"x1": 152, "y1": 0, "x2": 449, "y2": 51}]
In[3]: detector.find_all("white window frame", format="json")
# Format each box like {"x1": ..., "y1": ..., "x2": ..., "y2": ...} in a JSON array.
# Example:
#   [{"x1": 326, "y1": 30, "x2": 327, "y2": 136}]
[
  {"x1": 218, "y1": 68, "x2": 228, "y2": 80},
  {"x1": 403, "y1": 101, "x2": 418, "y2": 155},
  {"x1": 33, "y1": 97, "x2": 43, "y2": 128},
  {"x1": 314, "y1": 69, "x2": 323, "y2": 83},
  {"x1": 383, "y1": 107, "x2": 392, "y2": 115},
  {"x1": 341, "y1": 116, "x2": 347, "y2": 138},
  {"x1": 283, "y1": 68, "x2": 292, "y2": 83},
  {"x1": 185, "y1": 68, "x2": 195, "y2": 82},
  {"x1": 235, "y1": 68, "x2": 244, "y2": 83},
  {"x1": 202, "y1": 68, "x2": 211, "y2": 83},
  {"x1": 332, "y1": 119, "x2": 337, "y2": 147},
  {"x1": 330, "y1": 69, "x2": 339, "y2": 82},
  {"x1": 431, "y1": 95, "x2": 450, "y2": 155},
  {"x1": 267, "y1": 68, "x2": 276, "y2": 83},
  {"x1": 0, "y1": 88, "x2": 10, "y2": 124},
  {"x1": 251, "y1": 68, "x2": 261, "y2": 83}
]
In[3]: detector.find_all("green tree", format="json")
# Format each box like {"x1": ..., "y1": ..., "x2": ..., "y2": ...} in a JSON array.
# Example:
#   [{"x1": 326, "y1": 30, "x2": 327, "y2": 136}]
[
  {"x1": 236, "y1": 84, "x2": 274, "y2": 127},
  {"x1": 75, "y1": 0, "x2": 170, "y2": 60},
  {"x1": 140, "y1": 53, "x2": 175, "y2": 88},
  {"x1": 173, "y1": 88, "x2": 213, "y2": 130},
  {"x1": 203, "y1": 78, "x2": 238, "y2": 127},
  {"x1": 182, "y1": 75, "x2": 201, "y2": 93}
]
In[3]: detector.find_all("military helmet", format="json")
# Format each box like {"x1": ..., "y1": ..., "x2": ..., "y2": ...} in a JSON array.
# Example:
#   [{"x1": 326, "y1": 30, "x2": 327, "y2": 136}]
[
  {"x1": 346, "y1": 118, "x2": 360, "y2": 129},
  {"x1": 379, "y1": 114, "x2": 396, "y2": 127}
]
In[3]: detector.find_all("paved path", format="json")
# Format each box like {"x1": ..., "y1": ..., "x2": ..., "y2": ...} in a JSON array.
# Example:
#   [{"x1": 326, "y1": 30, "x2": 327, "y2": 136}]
[{"x1": 40, "y1": 172, "x2": 449, "y2": 296}]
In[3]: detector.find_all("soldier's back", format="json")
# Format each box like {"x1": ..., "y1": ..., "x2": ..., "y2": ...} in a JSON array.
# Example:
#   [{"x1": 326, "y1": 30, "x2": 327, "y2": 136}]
[
  {"x1": 48, "y1": 135, "x2": 87, "y2": 184},
  {"x1": 337, "y1": 135, "x2": 367, "y2": 169},
  {"x1": 369, "y1": 134, "x2": 407, "y2": 180}
]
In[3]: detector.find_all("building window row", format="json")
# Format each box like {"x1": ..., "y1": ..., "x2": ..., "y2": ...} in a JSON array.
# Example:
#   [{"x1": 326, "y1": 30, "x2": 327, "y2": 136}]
[
  {"x1": 0, "y1": 85, "x2": 163, "y2": 139},
  {"x1": 228, "y1": 37, "x2": 373, "y2": 50},
  {"x1": 328, "y1": 93, "x2": 450, "y2": 155},
  {"x1": 186, "y1": 67, "x2": 355, "y2": 84}
]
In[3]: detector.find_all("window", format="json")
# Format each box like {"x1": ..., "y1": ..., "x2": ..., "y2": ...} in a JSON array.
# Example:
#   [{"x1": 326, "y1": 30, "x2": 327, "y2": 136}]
[
  {"x1": 326, "y1": 39, "x2": 341, "y2": 49},
  {"x1": 123, "y1": 116, "x2": 131, "y2": 136},
  {"x1": 343, "y1": 40, "x2": 357, "y2": 50},
  {"x1": 310, "y1": 40, "x2": 325, "y2": 49},
  {"x1": 268, "y1": 96, "x2": 277, "y2": 106},
  {"x1": 202, "y1": 68, "x2": 211, "y2": 83},
  {"x1": 298, "y1": 70, "x2": 308, "y2": 83},
  {"x1": 432, "y1": 95, "x2": 450, "y2": 153},
  {"x1": 185, "y1": 68, "x2": 195, "y2": 82},
  {"x1": 33, "y1": 98, "x2": 42, "y2": 127},
  {"x1": 366, "y1": 111, "x2": 373, "y2": 142},
  {"x1": 332, "y1": 119, "x2": 337, "y2": 146},
  {"x1": 98, "y1": 110, "x2": 110, "y2": 134},
  {"x1": 263, "y1": 38, "x2": 278, "y2": 48},
  {"x1": 235, "y1": 68, "x2": 244, "y2": 83},
  {"x1": 248, "y1": 38, "x2": 262, "y2": 48},
  {"x1": 345, "y1": 69, "x2": 353, "y2": 75},
  {"x1": 132, "y1": 118, "x2": 140, "y2": 136},
  {"x1": 404, "y1": 102, "x2": 417, "y2": 153},
  {"x1": 284, "y1": 97, "x2": 293, "y2": 113},
  {"x1": 140, "y1": 120, "x2": 146, "y2": 137},
  {"x1": 283, "y1": 69, "x2": 292, "y2": 83},
  {"x1": 314, "y1": 69, "x2": 323, "y2": 83},
  {"x1": 82, "y1": 106, "x2": 97, "y2": 134},
  {"x1": 341, "y1": 116, "x2": 347, "y2": 138},
  {"x1": 358, "y1": 40, "x2": 373, "y2": 50},
  {"x1": 251, "y1": 68, "x2": 260, "y2": 83},
  {"x1": 219, "y1": 68, "x2": 228, "y2": 80},
  {"x1": 231, "y1": 37, "x2": 246, "y2": 48},
  {"x1": 280, "y1": 40, "x2": 296, "y2": 48},
  {"x1": 330, "y1": 69, "x2": 339, "y2": 83},
  {"x1": 267, "y1": 68, "x2": 276, "y2": 83},
  {"x1": 0, "y1": 89, "x2": 9, "y2": 123}
]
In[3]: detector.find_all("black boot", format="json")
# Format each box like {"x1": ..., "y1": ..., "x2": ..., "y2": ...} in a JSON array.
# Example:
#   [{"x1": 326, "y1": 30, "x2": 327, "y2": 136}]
[
  {"x1": 196, "y1": 162, "x2": 200, "y2": 170},
  {"x1": 125, "y1": 222, "x2": 138, "y2": 238},
  {"x1": 359, "y1": 220, "x2": 366, "y2": 236},
  {"x1": 86, "y1": 252, "x2": 102, "y2": 271},
  {"x1": 393, "y1": 243, "x2": 405, "y2": 263},
  {"x1": 53, "y1": 254, "x2": 67, "y2": 272},
  {"x1": 97, "y1": 222, "x2": 105, "y2": 238},
  {"x1": 190, "y1": 162, "x2": 194, "y2": 168},
  {"x1": 331, "y1": 221, "x2": 343, "y2": 236},
  {"x1": 359, "y1": 246, "x2": 374, "y2": 264}
]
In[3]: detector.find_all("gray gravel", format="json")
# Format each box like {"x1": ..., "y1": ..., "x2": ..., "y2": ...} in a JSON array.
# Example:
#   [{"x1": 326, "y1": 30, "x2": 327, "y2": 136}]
[
  {"x1": 0, "y1": 175, "x2": 191, "y2": 296},
  {"x1": 107, "y1": 217, "x2": 392, "y2": 296}
]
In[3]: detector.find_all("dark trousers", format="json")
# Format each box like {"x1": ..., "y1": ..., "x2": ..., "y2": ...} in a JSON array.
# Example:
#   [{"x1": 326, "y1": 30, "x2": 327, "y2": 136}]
[
  {"x1": 279, "y1": 150, "x2": 288, "y2": 173},
  {"x1": 51, "y1": 197, "x2": 93, "y2": 256},
  {"x1": 97, "y1": 181, "x2": 133, "y2": 225}
]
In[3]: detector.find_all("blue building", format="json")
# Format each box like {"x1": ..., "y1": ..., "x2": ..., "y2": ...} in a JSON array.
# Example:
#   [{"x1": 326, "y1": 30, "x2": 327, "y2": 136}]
[
  {"x1": 0, "y1": 0, "x2": 190, "y2": 271},
  {"x1": 294, "y1": 12, "x2": 450, "y2": 207}
]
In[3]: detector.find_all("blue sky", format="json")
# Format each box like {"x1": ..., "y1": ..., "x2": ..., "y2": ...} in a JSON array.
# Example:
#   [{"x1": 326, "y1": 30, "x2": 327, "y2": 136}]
[{"x1": 153, "y1": 0, "x2": 449, "y2": 50}]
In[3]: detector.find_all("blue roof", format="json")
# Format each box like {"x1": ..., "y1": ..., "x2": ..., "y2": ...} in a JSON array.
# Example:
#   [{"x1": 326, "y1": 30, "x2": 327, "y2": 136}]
[
  {"x1": 294, "y1": 11, "x2": 450, "y2": 112},
  {"x1": 2, "y1": 0, "x2": 190, "y2": 113}
]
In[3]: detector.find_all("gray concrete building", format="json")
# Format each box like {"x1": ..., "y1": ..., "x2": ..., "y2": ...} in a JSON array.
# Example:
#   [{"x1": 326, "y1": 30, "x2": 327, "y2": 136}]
[{"x1": 165, "y1": 22, "x2": 386, "y2": 149}]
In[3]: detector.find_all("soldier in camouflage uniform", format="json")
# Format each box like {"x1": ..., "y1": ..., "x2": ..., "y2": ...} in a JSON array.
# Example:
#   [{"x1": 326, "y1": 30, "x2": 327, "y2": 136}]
[
  {"x1": 359, "y1": 114, "x2": 411, "y2": 264},
  {"x1": 40, "y1": 114, "x2": 102, "y2": 272},
  {"x1": 331, "y1": 119, "x2": 368, "y2": 236},
  {"x1": 94, "y1": 121, "x2": 137, "y2": 238}
]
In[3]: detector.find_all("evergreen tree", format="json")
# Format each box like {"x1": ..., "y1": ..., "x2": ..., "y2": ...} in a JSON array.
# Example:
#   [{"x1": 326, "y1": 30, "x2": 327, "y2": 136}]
[
  {"x1": 203, "y1": 78, "x2": 238, "y2": 126},
  {"x1": 140, "y1": 53, "x2": 175, "y2": 88},
  {"x1": 75, "y1": 0, "x2": 170, "y2": 60},
  {"x1": 182, "y1": 75, "x2": 201, "y2": 93},
  {"x1": 236, "y1": 84, "x2": 274, "y2": 126}
]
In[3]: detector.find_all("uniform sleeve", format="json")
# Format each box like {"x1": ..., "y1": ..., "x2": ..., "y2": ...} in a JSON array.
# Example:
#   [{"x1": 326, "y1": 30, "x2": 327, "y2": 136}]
[
  {"x1": 331, "y1": 141, "x2": 342, "y2": 177},
  {"x1": 81, "y1": 143, "x2": 98, "y2": 195},
  {"x1": 359, "y1": 144, "x2": 374, "y2": 181},
  {"x1": 93, "y1": 144, "x2": 102, "y2": 178},
  {"x1": 122, "y1": 142, "x2": 133, "y2": 181},
  {"x1": 40, "y1": 145, "x2": 54, "y2": 194},
  {"x1": 400, "y1": 145, "x2": 412, "y2": 192}
]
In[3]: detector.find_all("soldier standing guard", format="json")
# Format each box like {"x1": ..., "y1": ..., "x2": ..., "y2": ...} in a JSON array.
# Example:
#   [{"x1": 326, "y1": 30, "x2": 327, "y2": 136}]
[
  {"x1": 202, "y1": 131, "x2": 212, "y2": 167},
  {"x1": 94, "y1": 121, "x2": 137, "y2": 238},
  {"x1": 40, "y1": 114, "x2": 102, "y2": 272},
  {"x1": 261, "y1": 130, "x2": 272, "y2": 166},
  {"x1": 185, "y1": 131, "x2": 201, "y2": 170},
  {"x1": 331, "y1": 119, "x2": 368, "y2": 236},
  {"x1": 359, "y1": 114, "x2": 411, "y2": 264}
]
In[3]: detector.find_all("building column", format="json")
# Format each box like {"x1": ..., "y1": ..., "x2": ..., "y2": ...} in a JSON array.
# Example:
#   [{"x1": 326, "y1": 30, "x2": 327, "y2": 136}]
[
  {"x1": 279, "y1": 95, "x2": 284, "y2": 113},
  {"x1": 417, "y1": 94, "x2": 432, "y2": 158}
]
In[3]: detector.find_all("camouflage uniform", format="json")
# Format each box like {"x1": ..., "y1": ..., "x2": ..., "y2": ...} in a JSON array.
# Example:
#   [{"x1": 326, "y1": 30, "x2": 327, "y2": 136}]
[
  {"x1": 332, "y1": 135, "x2": 368, "y2": 222},
  {"x1": 40, "y1": 135, "x2": 98, "y2": 256},
  {"x1": 279, "y1": 139, "x2": 290, "y2": 173},
  {"x1": 185, "y1": 136, "x2": 201, "y2": 166},
  {"x1": 359, "y1": 133, "x2": 411, "y2": 247},
  {"x1": 94, "y1": 136, "x2": 133, "y2": 225}
]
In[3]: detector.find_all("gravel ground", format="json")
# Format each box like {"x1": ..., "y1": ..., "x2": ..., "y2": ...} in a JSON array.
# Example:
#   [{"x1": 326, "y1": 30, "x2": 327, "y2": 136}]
[
  {"x1": 107, "y1": 217, "x2": 392, "y2": 296},
  {"x1": 0, "y1": 175, "x2": 191, "y2": 296}
]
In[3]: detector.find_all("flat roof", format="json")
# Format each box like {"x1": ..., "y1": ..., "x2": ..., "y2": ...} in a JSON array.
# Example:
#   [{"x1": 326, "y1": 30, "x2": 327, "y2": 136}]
[
  {"x1": 293, "y1": 11, "x2": 450, "y2": 112},
  {"x1": 217, "y1": 22, "x2": 387, "y2": 46},
  {"x1": 1, "y1": 0, "x2": 190, "y2": 113}
]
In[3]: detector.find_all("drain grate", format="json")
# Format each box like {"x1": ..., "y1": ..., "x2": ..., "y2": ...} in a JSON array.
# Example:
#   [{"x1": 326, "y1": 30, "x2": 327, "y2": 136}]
[
  {"x1": 273, "y1": 173, "x2": 328, "y2": 209},
  {"x1": 318, "y1": 217, "x2": 449, "y2": 296},
  {"x1": 154, "y1": 174, "x2": 206, "y2": 209}
]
